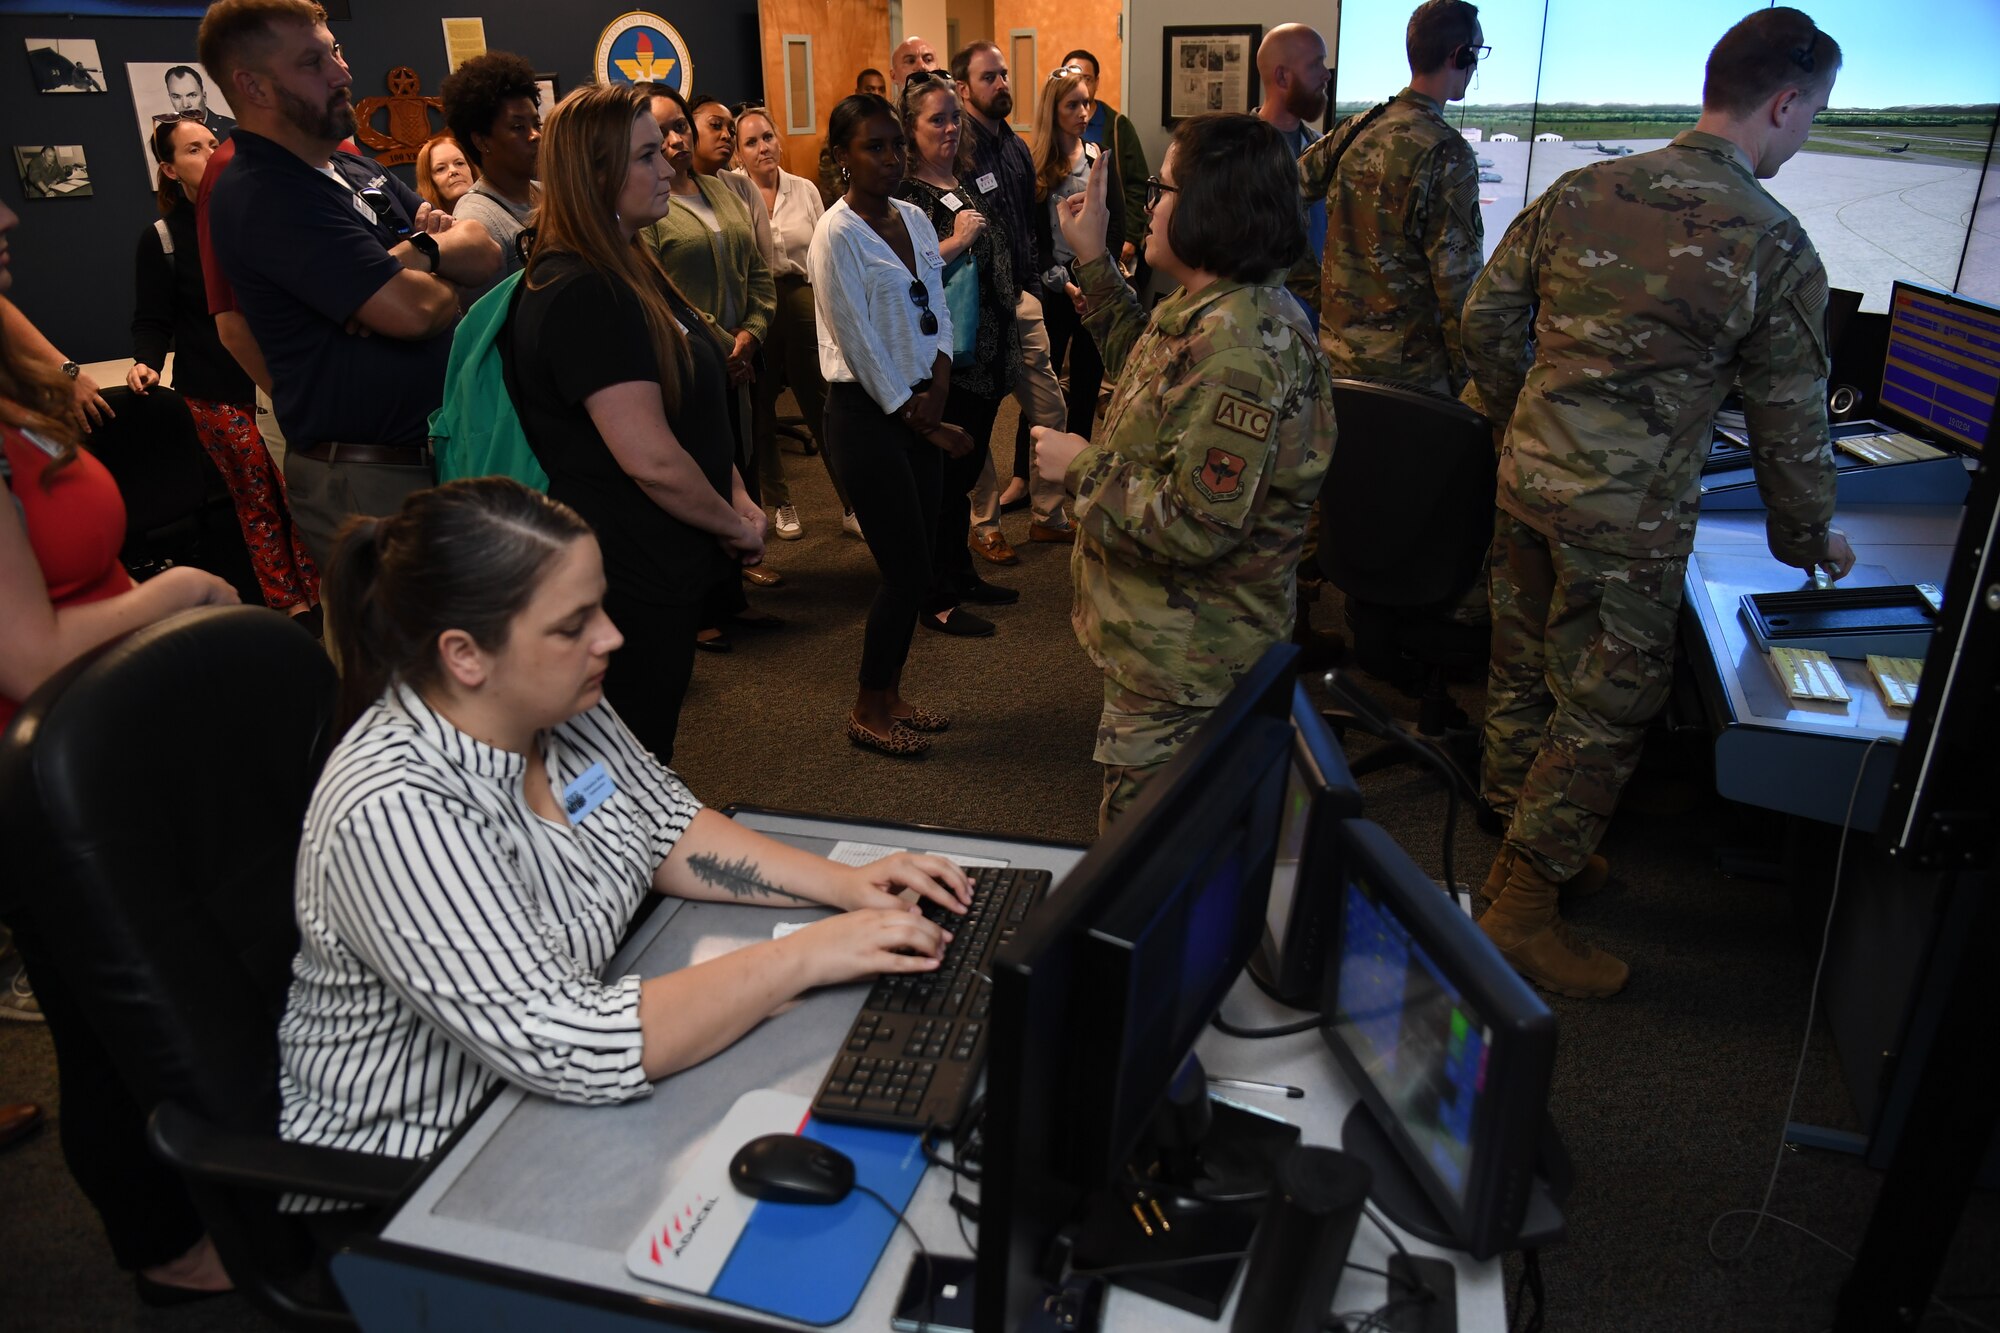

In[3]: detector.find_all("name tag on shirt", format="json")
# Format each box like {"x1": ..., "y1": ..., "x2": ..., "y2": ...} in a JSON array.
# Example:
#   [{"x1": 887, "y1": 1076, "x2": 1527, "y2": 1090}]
[
  {"x1": 563, "y1": 763, "x2": 615, "y2": 824},
  {"x1": 975, "y1": 173, "x2": 998, "y2": 194},
  {"x1": 941, "y1": 191, "x2": 965, "y2": 212}
]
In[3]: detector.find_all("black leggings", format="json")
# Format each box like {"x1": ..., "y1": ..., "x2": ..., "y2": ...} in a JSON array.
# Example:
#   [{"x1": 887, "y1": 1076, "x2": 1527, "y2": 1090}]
[
  {"x1": 926, "y1": 386, "x2": 1004, "y2": 614},
  {"x1": 1014, "y1": 286, "x2": 1103, "y2": 476},
  {"x1": 823, "y1": 382, "x2": 941, "y2": 690},
  {"x1": 2, "y1": 914, "x2": 205, "y2": 1272},
  {"x1": 601, "y1": 587, "x2": 706, "y2": 765}
]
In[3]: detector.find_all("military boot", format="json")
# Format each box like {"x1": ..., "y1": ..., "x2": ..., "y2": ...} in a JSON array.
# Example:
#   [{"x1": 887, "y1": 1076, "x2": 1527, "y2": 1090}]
[
  {"x1": 1479, "y1": 856, "x2": 1629, "y2": 998},
  {"x1": 1475, "y1": 846, "x2": 1609, "y2": 911}
]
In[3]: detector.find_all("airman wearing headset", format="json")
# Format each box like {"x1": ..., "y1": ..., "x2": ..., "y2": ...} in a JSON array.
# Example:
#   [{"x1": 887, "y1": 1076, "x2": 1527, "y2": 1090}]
[{"x1": 1296, "y1": 0, "x2": 1489, "y2": 398}]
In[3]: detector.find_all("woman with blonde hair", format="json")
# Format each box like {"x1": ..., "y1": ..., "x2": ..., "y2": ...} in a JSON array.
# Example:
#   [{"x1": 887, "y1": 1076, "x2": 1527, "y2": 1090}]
[
  {"x1": 508, "y1": 82, "x2": 762, "y2": 764},
  {"x1": 731, "y1": 101, "x2": 853, "y2": 537},
  {"x1": 1013, "y1": 66, "x2": 1125, "y2": 496},
  {"x1": 413, "y1": 133, "x2": 476, "y2": 213}
]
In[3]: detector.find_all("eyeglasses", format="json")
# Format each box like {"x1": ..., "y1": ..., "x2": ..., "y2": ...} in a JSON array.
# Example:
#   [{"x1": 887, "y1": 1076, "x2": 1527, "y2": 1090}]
[
  {"x1": 1143, "y1": 176, "x2": 1179, "y2": 211},
  {"x1": 1048, "y1": 64, "x2": 1086, "y2": 82},
  {"x1": 1463, "y1": 44, "x2": 1492, "y2": 64},
  {"x1": 908, "y1": 279, "x2": 939, "y2": 336},
  {"x1": 152, "y1": 110, "x2": 205, "y2": 125}
]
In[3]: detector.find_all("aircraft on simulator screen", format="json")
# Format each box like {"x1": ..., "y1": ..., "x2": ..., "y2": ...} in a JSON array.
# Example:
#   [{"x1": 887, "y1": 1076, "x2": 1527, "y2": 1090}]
[
  {"x1": 1886, "y1": 142, "x2": 1911, "y2": 153},
  {"x1": 1479, "y1": 169, "x2": 1503, "y2": 182},
  {"x1": 1578, "y1": 141, "x2": 1634, "y2": 156},
  {"x1": 1478, "y1": 155, "x2": 1494, "y2": 167}
]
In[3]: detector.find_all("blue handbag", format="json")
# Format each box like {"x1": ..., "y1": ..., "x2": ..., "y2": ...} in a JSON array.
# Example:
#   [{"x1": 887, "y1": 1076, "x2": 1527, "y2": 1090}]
[{"x1": 942, "y1": 251, "x2": 980, "y2": 367}]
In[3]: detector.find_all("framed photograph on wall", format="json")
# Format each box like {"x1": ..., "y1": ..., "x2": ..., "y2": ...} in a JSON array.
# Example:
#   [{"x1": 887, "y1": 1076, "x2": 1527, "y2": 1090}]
[
  {"x1": 25, "y1": 38, "x2": 106, "y2": 93},
  {"x1": 1160, "y1": 25, "x2": 1261, "y2": 127},
  {"x1": 15, "y1": 145, "x2": 92, "y2": 198},
  {"x1": 127, "y1": 61, "x2": 236, "y2": 186},
  {"x1": 535, "y1": 73, "x2": 560, "y2": 113}
]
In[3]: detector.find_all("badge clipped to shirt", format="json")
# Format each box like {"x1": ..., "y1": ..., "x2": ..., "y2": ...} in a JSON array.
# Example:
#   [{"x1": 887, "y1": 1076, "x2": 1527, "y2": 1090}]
[
  {"x1": 562, "y1": 762, "x2": 616, "y2": 824},
  {"x1": 941, "y1": 191, "x2": 965, "y2": 212},
  {"x1": 975, "y1": 172, "x2": 998, "y2": 194}
]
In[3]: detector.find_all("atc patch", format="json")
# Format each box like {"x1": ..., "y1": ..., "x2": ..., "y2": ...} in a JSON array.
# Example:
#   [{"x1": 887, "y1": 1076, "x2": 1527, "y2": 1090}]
[
  {"x1": 1212, "y1": 392, "x2": 1272, "y2": 442},
  {"x1": 1195, "y1": 447, "x2": 1248, "y2": 502}
]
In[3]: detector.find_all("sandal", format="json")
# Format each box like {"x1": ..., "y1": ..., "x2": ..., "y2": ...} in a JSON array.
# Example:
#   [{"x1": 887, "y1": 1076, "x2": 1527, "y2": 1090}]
[
  {"x1": 891, "y1": 704, "x2": 951, "y2": 733},
  {"x1": 847, "y1": 715, "x2": 931, "y2": 757}
]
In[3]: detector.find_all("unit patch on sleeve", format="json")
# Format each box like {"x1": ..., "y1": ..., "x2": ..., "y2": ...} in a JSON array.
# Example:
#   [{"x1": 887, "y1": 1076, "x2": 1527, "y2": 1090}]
[{"x1": 1194, "y1": 447, "x2": 1249, "y2": 502}]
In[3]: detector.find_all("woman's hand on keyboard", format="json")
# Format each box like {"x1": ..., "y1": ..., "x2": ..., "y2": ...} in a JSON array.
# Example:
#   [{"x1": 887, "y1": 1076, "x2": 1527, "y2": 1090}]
[
  {"x1": 794, "y1": 908, "x2": 951, "y2": 987},
  {"x1": 836, "y1": 854, "x2": 972, "y2": 917}
]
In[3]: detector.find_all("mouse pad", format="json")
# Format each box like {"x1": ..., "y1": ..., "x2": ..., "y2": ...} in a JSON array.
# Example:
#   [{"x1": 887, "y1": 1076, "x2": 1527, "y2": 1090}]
[{"x1": 624, "y1": 1088, "x2": 929, "y2": 1325}]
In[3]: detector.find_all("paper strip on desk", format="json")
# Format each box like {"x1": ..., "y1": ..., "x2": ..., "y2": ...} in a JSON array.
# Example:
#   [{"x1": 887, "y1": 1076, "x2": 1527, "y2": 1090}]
[
  {"x1": 827, "y1": 840, "x2": 1007, "y2": 869},
  {"x1": 1867, "y1": 655, "x2": 1922, "y2": 709}
]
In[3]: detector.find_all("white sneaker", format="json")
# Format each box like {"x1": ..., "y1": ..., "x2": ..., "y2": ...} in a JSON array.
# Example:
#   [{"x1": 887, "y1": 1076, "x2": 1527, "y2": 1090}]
[
  {"x1": 842, "y1": 511, "x2": 864, "y2": 540},
  {"x1": 773, "y1": 505, "x2": 803, "y2": 540}
]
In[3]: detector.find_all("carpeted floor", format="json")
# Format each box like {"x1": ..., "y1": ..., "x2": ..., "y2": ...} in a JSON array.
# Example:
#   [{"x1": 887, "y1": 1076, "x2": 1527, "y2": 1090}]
[{"x1": 1, "y1": 401, "x2": 1993, "y2": 1331}]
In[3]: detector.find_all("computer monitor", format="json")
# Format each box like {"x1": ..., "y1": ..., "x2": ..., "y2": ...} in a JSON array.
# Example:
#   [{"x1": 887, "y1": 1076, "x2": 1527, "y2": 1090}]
[
  {"x1": 1877, "y1": 282, "x2": 2000, "y2": 455},
  {"x1": 1319, "y1": 820, "x2": 1562, "y2": 1261},
  {"x1": 1249, "y1": 682, "x2": 1365, "y2": 1008},
  {"x1": 976, "y1": 644, "x2": 1300, "y2": 1329}
]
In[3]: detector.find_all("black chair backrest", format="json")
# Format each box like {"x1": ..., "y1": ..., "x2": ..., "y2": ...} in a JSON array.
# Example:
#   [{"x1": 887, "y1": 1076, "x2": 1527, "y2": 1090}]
[
  {"x1": 1319, "y1": 378, "x2": 1498, "y2": 608},
  {"x1": 87, "y1": 384, "x2": 262, "y2": 601},
  {"x1": 0, "y1": 605, "x2": 337, "y2": 1135}
]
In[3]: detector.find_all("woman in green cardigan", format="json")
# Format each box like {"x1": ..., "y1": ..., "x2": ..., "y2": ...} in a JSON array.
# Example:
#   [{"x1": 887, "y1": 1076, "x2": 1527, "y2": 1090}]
[{"x1": 643, "y1": 85, "x2": 781, "y2": 649}]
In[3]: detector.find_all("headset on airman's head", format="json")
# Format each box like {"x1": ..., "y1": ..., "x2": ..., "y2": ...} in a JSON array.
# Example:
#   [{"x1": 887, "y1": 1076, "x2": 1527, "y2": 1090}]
[{"x1": 1791, "y1": 24, "x2": 1821, "y2": 73}]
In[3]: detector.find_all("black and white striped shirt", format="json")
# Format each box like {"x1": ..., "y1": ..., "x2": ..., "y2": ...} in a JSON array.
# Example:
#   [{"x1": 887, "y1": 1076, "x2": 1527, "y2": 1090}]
[{"x1": 278, "y1": 684, "x2": 701, "y2": 1161}]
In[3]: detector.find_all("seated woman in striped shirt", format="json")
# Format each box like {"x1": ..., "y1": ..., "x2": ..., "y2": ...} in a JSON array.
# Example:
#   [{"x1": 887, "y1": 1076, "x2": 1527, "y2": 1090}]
[{"x1": 277, "y1": 478, "x2": 969, "y2": 1161}]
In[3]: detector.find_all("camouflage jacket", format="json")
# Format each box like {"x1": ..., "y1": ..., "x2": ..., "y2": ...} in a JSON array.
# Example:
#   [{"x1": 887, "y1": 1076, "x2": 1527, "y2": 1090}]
[
  {"x1": 1298, "y1": 88, "x2": 1484, "y2": 395},
  {"x1": 1066, "y1": 253, "x2": 1335, "y2": 707},
  {"x1": 1462, "y1": 130, "x2": 1835, "y2": 564}
]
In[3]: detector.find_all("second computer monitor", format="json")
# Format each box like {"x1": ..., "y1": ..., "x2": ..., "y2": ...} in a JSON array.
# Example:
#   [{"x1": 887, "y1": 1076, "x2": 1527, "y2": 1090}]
[
  {"x1": 1879, "y1": 281, "x2": 2000, "y2": 455},
  {"x1": 1320, "y1": 820, "x2": 1558, "y2": 1260}
]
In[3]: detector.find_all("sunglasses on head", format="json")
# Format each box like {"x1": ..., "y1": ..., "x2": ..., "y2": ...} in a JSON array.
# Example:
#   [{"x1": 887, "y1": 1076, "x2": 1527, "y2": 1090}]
[
  {"x1": 1049, "y1": 64, "x2": 1087, "y2": 81},
  {"x1": 908, "y1": 279, "x2": 938, "y2": 336},
  {"x1": 152, "y1": 110, "x2": 205, "y2": 125}
]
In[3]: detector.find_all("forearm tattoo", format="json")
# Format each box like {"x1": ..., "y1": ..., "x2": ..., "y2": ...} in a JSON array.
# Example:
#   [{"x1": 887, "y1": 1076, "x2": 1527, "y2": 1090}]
[{"x1": 686, "y1": 852, "x2": 813, "y2": 905}]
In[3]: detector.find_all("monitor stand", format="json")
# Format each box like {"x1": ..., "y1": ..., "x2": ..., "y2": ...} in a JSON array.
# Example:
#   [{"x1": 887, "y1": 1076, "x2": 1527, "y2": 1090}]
[
  {"x1": 1340, "y1": 1101, "x2": 1567, "y2": 1255},
  {"x1": 1063, "y1": 1055, "x2": 1301, "y2": 1318}
]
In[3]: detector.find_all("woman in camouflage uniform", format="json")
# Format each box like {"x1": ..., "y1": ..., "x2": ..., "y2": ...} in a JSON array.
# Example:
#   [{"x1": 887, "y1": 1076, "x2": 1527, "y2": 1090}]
[{"x1": 1033, "y1": 114, "x2": 1335, "y2": 829}]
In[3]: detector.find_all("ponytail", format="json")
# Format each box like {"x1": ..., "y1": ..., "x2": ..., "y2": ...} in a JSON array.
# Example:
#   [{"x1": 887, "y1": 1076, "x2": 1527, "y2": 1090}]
[{"x1": 325, "y1": 479, "x2": 595, "y2": 736}]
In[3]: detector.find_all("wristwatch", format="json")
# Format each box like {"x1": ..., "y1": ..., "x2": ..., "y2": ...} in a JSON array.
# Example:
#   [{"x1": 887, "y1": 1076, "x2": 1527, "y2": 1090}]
[
  {"x1": 59, "y1": 360, "x2": 79, "y2": 379},
  {"x1": 407, "y1": 231, "x2": 441, "y2": 274}
]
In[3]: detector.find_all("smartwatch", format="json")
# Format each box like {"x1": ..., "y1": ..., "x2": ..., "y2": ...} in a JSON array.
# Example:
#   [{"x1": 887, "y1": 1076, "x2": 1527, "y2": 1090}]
[
  {"x1": 59, "y1": 360, "x2": 79, "y2": 380},
  {"x1": 407, "y1": 231, "x2": 441, "y2": 274}
]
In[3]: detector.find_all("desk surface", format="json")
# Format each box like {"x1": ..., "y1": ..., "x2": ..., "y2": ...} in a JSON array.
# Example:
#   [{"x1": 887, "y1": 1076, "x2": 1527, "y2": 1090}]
[
  {"x1": 363, "y1": 811, "x2": 1505, "y2": 1332},
  {"x1": 1682, "y1": 504, "x2": 1962, "y2": 825}
]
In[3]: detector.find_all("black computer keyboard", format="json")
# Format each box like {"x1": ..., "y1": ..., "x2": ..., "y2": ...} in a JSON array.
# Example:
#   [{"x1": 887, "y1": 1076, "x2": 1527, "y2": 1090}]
[{"x1": 808, "y1": 864, "x2": 1051, "y2": 1132}]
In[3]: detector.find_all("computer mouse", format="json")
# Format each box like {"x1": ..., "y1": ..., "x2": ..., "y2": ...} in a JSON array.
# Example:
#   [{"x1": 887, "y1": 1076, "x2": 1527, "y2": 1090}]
[{"x1": 729, "y1": 1133, "x2": 855, "y2": 1205}]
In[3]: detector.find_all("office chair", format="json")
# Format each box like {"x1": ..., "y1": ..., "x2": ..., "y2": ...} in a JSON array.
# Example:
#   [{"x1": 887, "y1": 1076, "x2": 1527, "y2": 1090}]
[
  {"x1": 86, "y1": 384, "x2": 262, "y2": 604},
  {"x1": 0, "y1": 606, "x2": 417, "y2": 1329},
  {"x1": 1318, "y1": 377, "x2": 1496, "y2": 797}
]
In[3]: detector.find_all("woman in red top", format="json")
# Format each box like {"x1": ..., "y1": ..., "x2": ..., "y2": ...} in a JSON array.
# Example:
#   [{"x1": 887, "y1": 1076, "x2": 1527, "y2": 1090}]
[{"x1": 0, "y1": 197, "x2": 242, "y2": 1304}]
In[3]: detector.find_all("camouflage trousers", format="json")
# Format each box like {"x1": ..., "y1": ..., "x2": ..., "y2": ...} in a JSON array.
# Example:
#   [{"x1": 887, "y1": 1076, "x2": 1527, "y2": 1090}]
[
  {"x1": 1481, "y1": 515, "x2": 1684, "y2": 882},
  {"x1": 1096, "y1": 676, "x2": 1211, "y2": 833}
]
